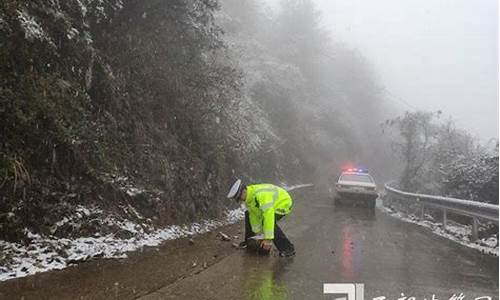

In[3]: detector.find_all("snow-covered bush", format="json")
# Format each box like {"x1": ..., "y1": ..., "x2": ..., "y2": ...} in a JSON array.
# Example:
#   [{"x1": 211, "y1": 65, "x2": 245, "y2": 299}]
[
  {"x1": 443, "y1": 145, "x2": 498, "y2": 204},
  {"x1": 385, "y1": 111, "x2": 498, "y2": 204}
]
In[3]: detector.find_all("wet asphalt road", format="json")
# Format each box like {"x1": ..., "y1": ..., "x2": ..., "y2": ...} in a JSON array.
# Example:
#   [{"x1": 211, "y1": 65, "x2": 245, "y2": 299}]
[{"x1": 140, "y1": 190, "x2": 498, "y2": 300}]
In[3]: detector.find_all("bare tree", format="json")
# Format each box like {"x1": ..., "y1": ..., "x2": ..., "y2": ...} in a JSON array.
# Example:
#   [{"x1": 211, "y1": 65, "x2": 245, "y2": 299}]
[{"x1": 385, "y1": 111, "x2": 439, "y2": 190}]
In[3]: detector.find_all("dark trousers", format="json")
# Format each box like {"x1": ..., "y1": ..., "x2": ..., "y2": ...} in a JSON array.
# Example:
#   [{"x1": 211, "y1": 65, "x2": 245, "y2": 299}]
[{"x1": 244, "y1": 210, "x2": 295, "y2": 253}]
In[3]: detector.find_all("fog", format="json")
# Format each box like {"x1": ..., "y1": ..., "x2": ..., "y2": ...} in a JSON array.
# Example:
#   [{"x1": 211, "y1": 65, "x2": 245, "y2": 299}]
[{"x1": 313, "y1": 0, "x2": 499, "y2": 142}]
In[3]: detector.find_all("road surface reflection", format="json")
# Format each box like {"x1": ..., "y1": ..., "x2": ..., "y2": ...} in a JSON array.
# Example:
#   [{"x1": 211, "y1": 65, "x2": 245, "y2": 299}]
[{"x1": 241, "y1": 253, "x2": 291, "y2": 300}]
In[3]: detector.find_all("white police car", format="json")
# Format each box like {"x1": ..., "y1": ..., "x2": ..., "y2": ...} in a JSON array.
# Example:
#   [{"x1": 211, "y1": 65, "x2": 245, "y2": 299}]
[{"x1": 334, "y1": 168, "x2": 378, "y2": 209}]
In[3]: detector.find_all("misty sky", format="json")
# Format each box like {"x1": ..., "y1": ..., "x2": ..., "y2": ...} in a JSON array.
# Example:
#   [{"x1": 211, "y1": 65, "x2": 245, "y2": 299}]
[{"x1": 312, "y1": 0, "x2": 498, "y2": 142}]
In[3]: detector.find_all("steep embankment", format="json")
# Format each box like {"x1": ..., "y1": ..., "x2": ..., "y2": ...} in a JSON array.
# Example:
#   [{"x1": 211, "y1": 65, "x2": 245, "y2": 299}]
[{"x1": 1, "y1": 0, "x2": 304, "y2": 248}]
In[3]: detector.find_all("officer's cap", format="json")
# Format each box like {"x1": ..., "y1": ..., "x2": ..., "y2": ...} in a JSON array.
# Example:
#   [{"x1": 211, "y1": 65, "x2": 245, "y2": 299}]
[{"x1": 227, "y1": 179, "x2": 244, "y2": 199}]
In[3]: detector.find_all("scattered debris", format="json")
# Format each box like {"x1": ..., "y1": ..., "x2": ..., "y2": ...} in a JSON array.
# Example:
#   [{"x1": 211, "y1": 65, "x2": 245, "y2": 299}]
[
  {"x1": 188, "y1": 238, "x2": 195, "y2": 245},
  {"x1": 218, "y1": 232, "x2": 231, "y2": 242}
]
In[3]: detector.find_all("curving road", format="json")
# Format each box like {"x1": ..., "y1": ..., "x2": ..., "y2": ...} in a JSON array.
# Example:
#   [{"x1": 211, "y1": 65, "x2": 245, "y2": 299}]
[{"x1": 140, "y1": 189, "x2": 498, "y2": 300}]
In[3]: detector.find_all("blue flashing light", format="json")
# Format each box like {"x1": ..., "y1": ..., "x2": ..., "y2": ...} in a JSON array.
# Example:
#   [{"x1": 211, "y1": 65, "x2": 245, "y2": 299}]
[{"x1": 343, "y1": 167, "x2": 368, "y2": 173}]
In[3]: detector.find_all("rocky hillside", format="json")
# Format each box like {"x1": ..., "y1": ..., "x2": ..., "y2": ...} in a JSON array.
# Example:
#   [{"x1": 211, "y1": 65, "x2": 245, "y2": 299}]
[{"x1": 0, "y1": 0, "x2": 300, "y2": 243}]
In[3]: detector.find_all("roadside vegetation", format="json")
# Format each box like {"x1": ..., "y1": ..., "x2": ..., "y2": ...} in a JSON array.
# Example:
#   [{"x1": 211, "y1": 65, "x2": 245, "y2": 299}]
[{"x1": 384, "y1": 110, "x2": 498, "y2": 204}]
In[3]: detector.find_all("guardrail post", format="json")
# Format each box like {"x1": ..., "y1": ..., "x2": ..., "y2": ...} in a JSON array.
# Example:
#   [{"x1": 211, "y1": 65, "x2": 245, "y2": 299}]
[
  {"x1": 471, "y1": 218, "x2": 479, "y2": 242},
  {"x1": 384, "y1": 182, "x2": 499, "y2": 244},
  {"x1": 442, "y1": 209, "x2": 447, "y2": 231}
]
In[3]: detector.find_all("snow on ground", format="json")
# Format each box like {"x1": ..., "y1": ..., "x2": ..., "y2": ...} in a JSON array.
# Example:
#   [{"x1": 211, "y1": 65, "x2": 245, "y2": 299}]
[
  {"x1": 0, "y1": 205, "x2": 245, "y2": 282},
  {"x1": 379, "y1": 205, "x2": 499, "y2": 256}
]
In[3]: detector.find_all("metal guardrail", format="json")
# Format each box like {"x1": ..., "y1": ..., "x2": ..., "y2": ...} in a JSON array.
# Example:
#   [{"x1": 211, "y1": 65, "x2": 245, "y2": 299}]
[
  {"x1": 285, "y1": 183, "x2": 314, "y2": 191},
  {"x1": 384, "y1": 182, "x2": 499, "y2": 241}
]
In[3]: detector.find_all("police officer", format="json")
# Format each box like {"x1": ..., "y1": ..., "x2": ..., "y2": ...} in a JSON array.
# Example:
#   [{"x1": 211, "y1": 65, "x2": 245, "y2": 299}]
[{"x1": 227, "y1": 179, "x2": 295, "y2": 257}]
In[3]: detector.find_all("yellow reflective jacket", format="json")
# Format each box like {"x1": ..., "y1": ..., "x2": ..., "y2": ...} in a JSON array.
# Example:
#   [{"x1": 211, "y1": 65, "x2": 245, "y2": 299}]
[{"x1": 245, "y1": 184, "x2": 293, "y2": 239}]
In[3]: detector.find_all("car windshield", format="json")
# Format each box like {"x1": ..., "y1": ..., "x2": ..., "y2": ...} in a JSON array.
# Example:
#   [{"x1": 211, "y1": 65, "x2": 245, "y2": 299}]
[{"x1": 340, "y1": 173, "x2": 374, "y2": 183}]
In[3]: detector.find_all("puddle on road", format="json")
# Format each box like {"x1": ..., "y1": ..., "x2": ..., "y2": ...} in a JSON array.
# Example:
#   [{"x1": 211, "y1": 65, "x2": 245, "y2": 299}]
[{"x1": 240, "y1": 253, "x2": 292, "y2": 300}]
